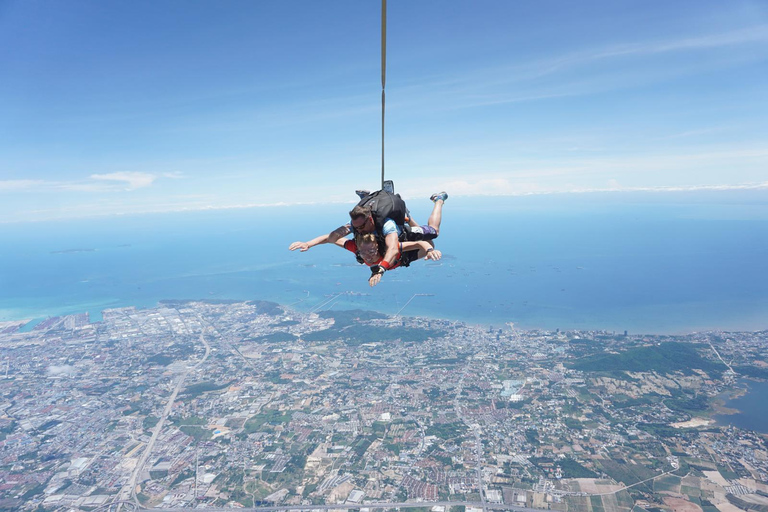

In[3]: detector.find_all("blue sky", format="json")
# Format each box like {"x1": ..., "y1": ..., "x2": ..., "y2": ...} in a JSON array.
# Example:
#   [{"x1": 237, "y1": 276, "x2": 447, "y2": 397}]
[{"x1": 1, "y1": 0, "x2": 767, "y2": 222}]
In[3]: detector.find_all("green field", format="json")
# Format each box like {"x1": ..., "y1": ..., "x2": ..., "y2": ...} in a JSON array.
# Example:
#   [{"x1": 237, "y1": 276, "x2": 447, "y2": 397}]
[
  {"x1": 653, "y1": 475, "x2": 681, "y2": 492},
  {"x1": 565, "y1": 496, "x2": 592, "y2": 512},
  {"x1": 681, "y1": 485, "x2": 701, "y2": 497},
  {"x1": 590, "y1": 495, "x2": 606, "y2": 512},
  {"x1": 568, "y1": 342, "x2": 725, "y2": 376},
  {"x1": 615, "y1": 490, "x2": 635, "y2": 511},
  {"x1": 598, "y1": 460, "x2": 658, "y2": 492}
]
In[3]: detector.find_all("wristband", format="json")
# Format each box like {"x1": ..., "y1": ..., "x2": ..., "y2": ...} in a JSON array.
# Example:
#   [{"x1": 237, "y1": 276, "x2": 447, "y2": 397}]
[
  {"x1": 380, "y1": 260, "x2": 392, "y2": 271},
  {"x1": 371, "y1": 265, "x2": 385, "y2": 275},
  {"x1": 426, "y1": 248, "x2": 434, "y2": 253}
]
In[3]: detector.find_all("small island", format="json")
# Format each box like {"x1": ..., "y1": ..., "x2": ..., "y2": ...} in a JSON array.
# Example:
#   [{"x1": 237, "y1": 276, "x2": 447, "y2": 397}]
[{"x1": 50, "y1": 248, "x2": 97, "y2": 254}]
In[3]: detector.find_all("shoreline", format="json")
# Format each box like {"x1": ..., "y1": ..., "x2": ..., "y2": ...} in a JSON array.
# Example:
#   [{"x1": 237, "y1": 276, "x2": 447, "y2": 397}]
[
  {"x1": 710, "y1": 380, "x2": 768, "y2": 434},
  {"x1": 711, "y1": 399, "x2": 740, "y2": 417},
  {"x1": 2, "y1": 297, "x2": 768, "y2": 337},
  {"x1": 712, "y1": 384, "x2": 752, "y2": 417},
  {"x1": 6, "y1": 298, "x2": 766, "y2": 435}
]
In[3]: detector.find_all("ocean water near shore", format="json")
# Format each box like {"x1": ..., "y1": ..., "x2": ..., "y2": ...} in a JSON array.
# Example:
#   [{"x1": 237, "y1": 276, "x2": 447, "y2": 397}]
[
  {"x1": 1, "y1": 191, "x2": 767, "y2": 334},
  {"x1": 714, "y1": 379, "x2": 768, "y2": 434}
]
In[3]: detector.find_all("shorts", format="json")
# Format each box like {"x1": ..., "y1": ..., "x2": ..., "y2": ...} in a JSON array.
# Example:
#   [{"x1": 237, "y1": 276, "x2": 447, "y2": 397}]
[{"x1": 404, "y1": 225, "x2": 437, "y2": 241}]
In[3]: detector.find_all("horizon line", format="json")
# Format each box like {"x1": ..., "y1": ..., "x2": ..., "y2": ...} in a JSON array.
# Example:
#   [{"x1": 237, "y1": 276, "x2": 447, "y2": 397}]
[{"x1": 2, "y1": 181, "x2": 767, "y2": 224}]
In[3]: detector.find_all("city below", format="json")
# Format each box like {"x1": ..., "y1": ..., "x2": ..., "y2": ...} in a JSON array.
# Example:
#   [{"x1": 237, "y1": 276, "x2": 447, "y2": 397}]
[{"x1": 0, "y1": 300, "x2": 766, "y2": 512}]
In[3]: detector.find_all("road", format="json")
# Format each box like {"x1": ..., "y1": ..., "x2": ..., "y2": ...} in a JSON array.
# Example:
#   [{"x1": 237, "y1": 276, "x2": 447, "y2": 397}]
[
  {"x1": 706, "y1": 340, "x2": 734, "y2": 373},
  {"x1": 452, "y1": 368, "x2": 487, "y2": 512},
  {"x1": 474, "y1": 427, "x2": 487, "y2": 512},
  {"x1": 116, "y1": 327, "x2": 211, "y2": 509},
  {"x1": 156, "y1": 500, "x2": 542, "y2": 512}
]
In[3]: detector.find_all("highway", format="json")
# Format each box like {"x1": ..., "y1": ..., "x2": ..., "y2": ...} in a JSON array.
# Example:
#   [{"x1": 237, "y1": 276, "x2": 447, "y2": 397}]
[
  {"x1": 451, "y1": 367, "x2": 488, "y2": 512},
  {"x1": 155, "y1": 500, "x2": 542, "y2": 512},
  {"x1": 116, "y1": 326, "x2": 212, "y2": 509}
]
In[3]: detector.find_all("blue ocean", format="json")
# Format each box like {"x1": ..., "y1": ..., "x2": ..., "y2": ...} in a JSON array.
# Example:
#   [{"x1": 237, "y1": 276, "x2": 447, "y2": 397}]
[
  {"x1": 1, "y1": 191, "x2": 767, "y2": 334},
  {"x1": 715, "y1": 379, "x2": 768, "y2": 434}
]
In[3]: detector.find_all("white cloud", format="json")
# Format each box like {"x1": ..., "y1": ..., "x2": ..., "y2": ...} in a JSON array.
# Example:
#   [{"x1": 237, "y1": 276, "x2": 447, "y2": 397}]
[
  {"x1": 520, "y1": 25, "x2": 768, "y2": 82},
  {"x1": 595, "y1": 25, "x2": 768, "y2": 59},
  {"x1": 398, "y1": 24, "x2": 768, "y2": 112},
  {"x1": 0, "y1": 180, "x2": 45, "y2": 191},
  {"x1": 90, "y1": 171, "x2": 156, "y2": 190},
  {"x1": 398, "y1": 159, "x2": 768, "y2": 199},
  {"x1": 658, "y1": 127, "x2": 733, "y2": 140},
  {"x1": 58, "y1": 182, "x2": 116, "y2": 192},
  {"x1": 432, "y1": 180, "x2": 768, "y2": 198},
  {"x1": 1, "y1": 172, "x2": 166, "y2": 195},
  {"x1": 3, "y1": 180, "x2": 767, "y2": 224}
]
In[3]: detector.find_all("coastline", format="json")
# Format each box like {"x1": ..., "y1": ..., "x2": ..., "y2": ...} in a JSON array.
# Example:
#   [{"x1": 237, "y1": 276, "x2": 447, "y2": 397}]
[
  {"x1": 3, "y1": 297, "x2": 768, "y2": 337},
  {"x1": 712, "y1": 385, "x2": 749, "y2": 417},
  {"x1": 712, "y1": 398, "x2": 740, "y2": 417},
  {"x1": 711, "y1": 379, "x2": 768, "y2": 434},
  {"x1": 5, "y1": 298, "x2": 767, "y2": 435},
  {"x1": 3, "y1": 192, "x2": 768, "y2": 335}
]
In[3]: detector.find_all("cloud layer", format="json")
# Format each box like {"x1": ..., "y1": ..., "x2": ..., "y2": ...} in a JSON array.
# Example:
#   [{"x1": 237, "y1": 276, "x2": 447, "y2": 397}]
[{"x1": 90, "y1": 172, "x2": 157, "y2": 190}]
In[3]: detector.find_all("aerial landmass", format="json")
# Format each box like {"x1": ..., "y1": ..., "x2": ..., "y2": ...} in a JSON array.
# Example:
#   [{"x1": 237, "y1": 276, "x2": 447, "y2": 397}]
[{"x1": 0, "y1": 301, "x2": 766, "y2": 511}]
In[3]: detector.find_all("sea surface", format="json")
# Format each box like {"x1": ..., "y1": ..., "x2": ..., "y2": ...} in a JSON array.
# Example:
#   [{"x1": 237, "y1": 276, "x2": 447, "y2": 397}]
[
  {"x1": 1, "y1": 190, "x2": 767, "y2": 334},
  {"x1": 714, "y1": 379, "x2": 768, "y2": 434}
]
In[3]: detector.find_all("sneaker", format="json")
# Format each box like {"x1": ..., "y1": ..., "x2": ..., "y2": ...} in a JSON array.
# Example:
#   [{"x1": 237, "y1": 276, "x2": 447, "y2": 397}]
[
  {"x1": 355, "y1": 189, "x2": 371, "y2": 200},
  {"x1": 430, "y1": 191, "x2": 448, "y2": 202}
]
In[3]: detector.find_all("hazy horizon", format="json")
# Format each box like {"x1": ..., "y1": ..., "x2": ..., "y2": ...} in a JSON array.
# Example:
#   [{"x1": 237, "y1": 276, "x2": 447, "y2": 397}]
[{"x1": 2, "y1": 190, "x2": 766, "y2": 335}]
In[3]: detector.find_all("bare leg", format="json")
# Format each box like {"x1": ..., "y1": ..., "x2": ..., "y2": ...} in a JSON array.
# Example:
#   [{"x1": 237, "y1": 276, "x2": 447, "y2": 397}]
[{"x1": 427, "y1": 199, "x2": 444, "y2": 235}]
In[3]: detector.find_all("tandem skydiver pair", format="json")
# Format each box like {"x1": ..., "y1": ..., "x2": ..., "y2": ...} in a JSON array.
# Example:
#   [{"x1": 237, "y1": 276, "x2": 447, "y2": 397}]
[{"x1": 289, "y1": 189, "x2": 447, "y2": 287}]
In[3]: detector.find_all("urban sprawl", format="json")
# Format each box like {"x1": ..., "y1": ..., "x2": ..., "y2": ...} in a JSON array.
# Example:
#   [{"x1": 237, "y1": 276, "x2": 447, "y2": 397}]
[{"x1": 0, "y1": 300, "x2": 766, "y2": 512}]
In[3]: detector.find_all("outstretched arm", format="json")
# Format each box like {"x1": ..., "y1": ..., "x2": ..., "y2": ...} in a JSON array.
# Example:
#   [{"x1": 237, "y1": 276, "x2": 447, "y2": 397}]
[
  {"x1": 289, "y1": 225, "x2": 351, "y2": 252},
  {"x1": 368, "y1": 232, "x2": 401, "y2": 287},
  {"x1": 401, "y1": 240, "x2": 442, "y2": 261},
  {"x1": 380, "y1": 232, "x2": 400, "y2": 267}
]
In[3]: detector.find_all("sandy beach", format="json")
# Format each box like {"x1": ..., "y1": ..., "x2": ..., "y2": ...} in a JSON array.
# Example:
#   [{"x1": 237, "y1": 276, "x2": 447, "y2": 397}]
[{"x1": 672, "y1": 418, "x2": 715, "y2": 428}]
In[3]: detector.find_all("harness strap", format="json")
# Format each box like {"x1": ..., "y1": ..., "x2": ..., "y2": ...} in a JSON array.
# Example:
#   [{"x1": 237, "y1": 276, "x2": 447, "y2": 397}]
[{"x1": 381, "y1": 0, "x2": 387, "y2": 189}]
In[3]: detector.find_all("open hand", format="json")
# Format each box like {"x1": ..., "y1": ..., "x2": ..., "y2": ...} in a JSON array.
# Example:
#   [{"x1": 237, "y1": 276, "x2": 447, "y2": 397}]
[
  {"x1": 369, "y1": 273, "x2": 383, "y2": 287},
  {"x1": 289, "y1": 241, "x2": 310, "y2": 252},
  {"x1": 425, "y1": 249, "x2": 442, "y2": 261}
]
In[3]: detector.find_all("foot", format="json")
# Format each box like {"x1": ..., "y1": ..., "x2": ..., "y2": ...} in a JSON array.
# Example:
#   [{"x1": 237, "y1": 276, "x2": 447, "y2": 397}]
[
  {"x1": 355, "y1": 189, "x2": 371, "y2": 199},
  {"x1": 430, "y1": 191, "x2": 448, "y2": 203}
]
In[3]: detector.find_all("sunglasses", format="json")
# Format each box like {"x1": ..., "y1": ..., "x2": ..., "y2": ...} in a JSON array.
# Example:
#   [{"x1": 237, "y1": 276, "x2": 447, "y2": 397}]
[{"x1": 352, "y1": 215, "x2": 373, "y2": 232}]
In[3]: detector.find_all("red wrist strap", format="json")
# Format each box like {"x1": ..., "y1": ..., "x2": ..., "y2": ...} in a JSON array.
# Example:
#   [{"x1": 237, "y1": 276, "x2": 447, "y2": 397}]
[{"x1": 380, "y1": 260, "x2": 392, "y2": 270}]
